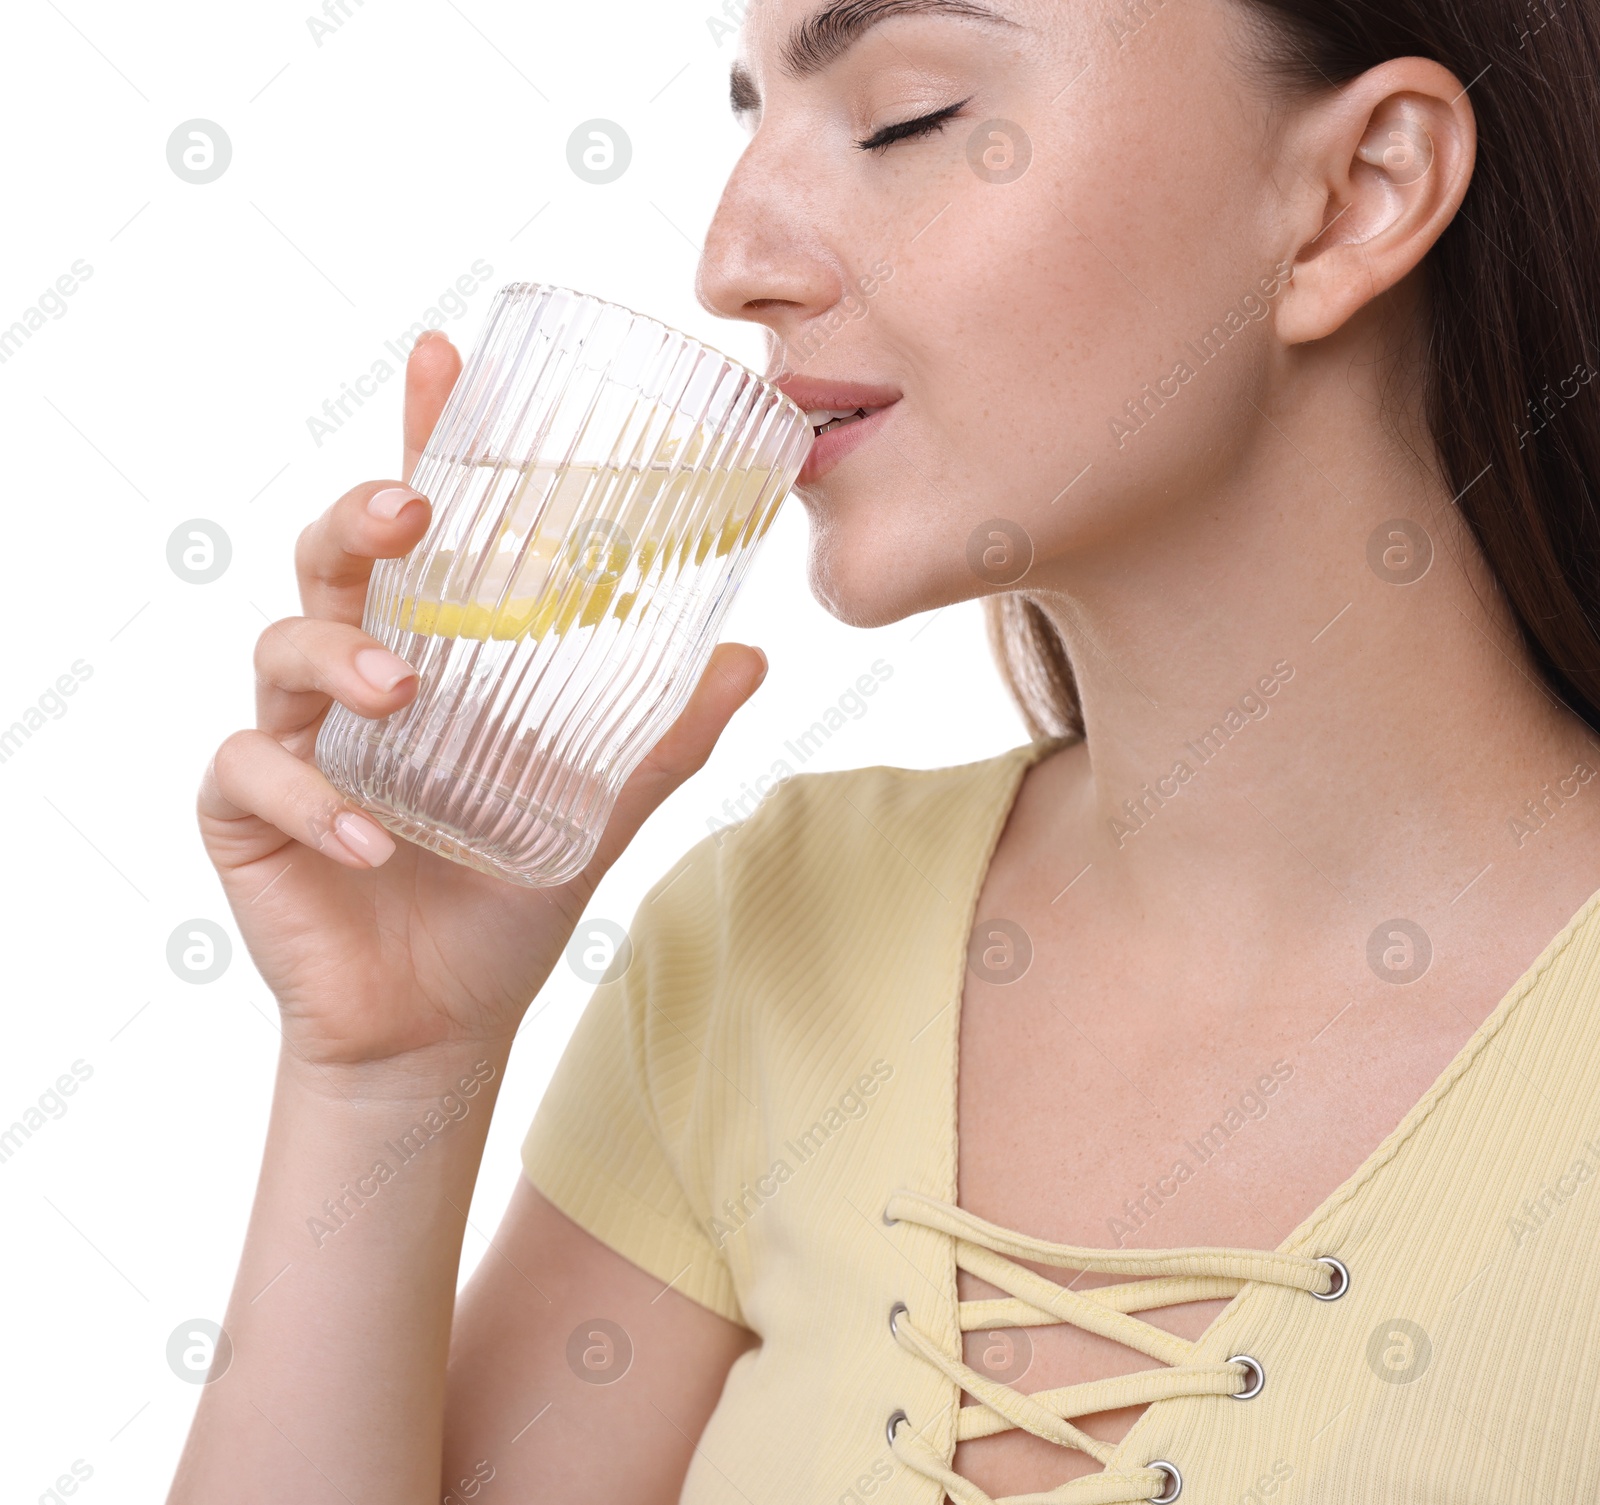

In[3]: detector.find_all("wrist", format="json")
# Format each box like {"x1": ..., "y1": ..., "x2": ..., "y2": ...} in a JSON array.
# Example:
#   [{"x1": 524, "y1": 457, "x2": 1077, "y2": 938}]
[{"x1": 277, "y1": 1033, "x2": 514, "y2": 1110}]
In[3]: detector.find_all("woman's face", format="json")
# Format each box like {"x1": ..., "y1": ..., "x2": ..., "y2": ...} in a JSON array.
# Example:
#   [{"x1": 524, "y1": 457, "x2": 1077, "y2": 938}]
[{"x1": 696, "y1": 0, "x2": 1298, "y2": 627}]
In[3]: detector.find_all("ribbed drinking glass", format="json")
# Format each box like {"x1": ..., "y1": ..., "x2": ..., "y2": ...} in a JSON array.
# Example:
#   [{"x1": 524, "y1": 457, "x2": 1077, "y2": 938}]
[{"x1": 314, "y1": 283, "x2": 813, "y2": 887}]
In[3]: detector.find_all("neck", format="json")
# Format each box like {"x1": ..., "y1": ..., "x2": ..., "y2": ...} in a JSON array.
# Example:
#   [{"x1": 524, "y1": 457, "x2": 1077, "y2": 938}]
[{"x1": 1023, "y1": 345, "x2": 1600, "y2": 919}]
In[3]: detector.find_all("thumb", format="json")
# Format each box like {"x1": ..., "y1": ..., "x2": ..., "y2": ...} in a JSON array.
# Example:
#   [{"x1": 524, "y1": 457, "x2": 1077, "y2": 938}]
[{"x1": 576, "y1": 642, "x2": 770, "y2": 880}]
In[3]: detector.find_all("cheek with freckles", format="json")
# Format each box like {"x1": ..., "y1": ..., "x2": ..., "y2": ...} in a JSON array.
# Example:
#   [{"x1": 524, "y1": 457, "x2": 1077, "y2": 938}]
[{"x1": 790, "y1": 0, "x2": 1284, "y2": 625}]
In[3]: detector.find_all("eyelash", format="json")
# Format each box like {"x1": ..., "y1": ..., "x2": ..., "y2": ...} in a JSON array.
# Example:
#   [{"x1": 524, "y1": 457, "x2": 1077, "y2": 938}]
[{"x1": 855, "y1": 97, "x2": 973, "y2": 155}]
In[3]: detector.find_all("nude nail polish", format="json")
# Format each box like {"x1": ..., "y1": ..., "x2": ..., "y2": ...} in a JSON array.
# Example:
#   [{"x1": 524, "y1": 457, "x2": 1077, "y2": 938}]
[
  {"x1": 333, "y1": 811, "x2": 396, "y2": 867},
  {"x1": 355, "y1": 647, "x2": 417, "y2": 692},
  {"x1": 368, "y1": 486, "x2": 422, "y2": 520}
]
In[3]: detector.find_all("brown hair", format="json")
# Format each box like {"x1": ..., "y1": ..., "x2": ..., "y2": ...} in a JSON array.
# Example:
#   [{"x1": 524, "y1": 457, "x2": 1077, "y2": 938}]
[{"x1": 987, "y1": 0, "x2": 1600, "y2": 743}]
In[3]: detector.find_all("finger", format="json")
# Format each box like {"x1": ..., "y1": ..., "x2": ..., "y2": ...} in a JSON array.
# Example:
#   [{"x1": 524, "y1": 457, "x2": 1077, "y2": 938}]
[
  {"x1": 199, "y1": 728, "x2": 397, "y2": 873},
  {"x1": 576, "y1": 642, "x2": 769, "y2": 885},
  {"x1": 295, "y1": 477, "x2": 433, "y2": 625},
  {"x1": 254, "y1": 616, "x2": 420, "y2": 745},
  {"x1": 404, "y1": 331, "x2": 463, "y2": 485}
]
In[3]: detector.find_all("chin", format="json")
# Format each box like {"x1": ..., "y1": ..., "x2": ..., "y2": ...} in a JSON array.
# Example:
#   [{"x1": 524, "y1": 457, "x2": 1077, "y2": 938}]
[{"x1": 801, "y1": 503, "x2": 964, "y2": 629}]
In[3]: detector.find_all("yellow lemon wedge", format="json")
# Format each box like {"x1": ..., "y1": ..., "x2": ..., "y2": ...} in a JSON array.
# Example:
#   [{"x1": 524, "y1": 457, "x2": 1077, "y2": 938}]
[{"x1": 384, "y1": 490, "x2": 781, "y2": 643}]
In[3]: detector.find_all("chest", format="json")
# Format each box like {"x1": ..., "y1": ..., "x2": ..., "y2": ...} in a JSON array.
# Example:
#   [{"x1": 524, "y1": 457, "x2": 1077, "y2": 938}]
[
  {"x1": 954, "y1": 959, "x2": 1472, "y2": 1256},
  {"x1": 947, "y1": 889, "x2": 1533, "y2": 1498},
  {"x1": 702, "y1": 886, "x2": 1600, "y2": 1505},
  {"x1": 687, "y1": 791, "x2": 1600, "y2": 1505}
]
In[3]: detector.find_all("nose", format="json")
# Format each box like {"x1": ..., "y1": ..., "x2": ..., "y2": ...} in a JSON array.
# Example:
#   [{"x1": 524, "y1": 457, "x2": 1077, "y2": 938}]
[{"x1": 694, "y1": 139, "x2": 845, "y2": 365}]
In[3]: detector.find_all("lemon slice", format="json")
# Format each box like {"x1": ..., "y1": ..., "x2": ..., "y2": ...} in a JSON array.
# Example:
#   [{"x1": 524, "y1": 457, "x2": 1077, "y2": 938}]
[{"x1": 384, "y1": 463, "x2": 782, "y2": 643}]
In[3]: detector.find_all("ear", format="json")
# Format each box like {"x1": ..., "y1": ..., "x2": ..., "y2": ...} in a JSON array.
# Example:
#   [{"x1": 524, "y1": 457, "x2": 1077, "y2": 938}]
[{"x1": 1275, "y1": 57, "x2": 1477, "y2": 346}]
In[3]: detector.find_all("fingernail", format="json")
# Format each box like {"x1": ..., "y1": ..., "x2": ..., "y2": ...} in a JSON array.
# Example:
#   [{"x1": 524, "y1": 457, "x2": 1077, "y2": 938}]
[
  {"x1": 750, "y1": 647, "x2": 769, "y2": 688},
  {"x1": 355, "y1": 647, "x2": 417, "y2": 692},
  {"x1": 414, "y1": 329, "x2": 446, "y2": 346},
  {"x1": 368, "y1": 486, "x2": 422, "y2": 520},
  {"x1": 333, "y1": 811, "x2": 396, "y2": 867}
]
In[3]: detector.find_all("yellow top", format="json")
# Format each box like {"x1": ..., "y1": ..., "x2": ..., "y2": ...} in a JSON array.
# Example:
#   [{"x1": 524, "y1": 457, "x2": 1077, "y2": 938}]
[{"x1": 521, "y1": 736, "x2": 1600, "y2": 1505}]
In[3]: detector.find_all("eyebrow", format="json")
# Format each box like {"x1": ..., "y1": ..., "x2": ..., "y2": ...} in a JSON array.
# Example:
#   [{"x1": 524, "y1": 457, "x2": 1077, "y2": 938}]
[{"x1": 729, "y1": 0, "x2": 1017, "y2": 115}]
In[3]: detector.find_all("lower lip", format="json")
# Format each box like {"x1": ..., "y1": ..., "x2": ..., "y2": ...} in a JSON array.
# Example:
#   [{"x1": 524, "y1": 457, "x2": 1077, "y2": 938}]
[{"x1": 796, "y1": 403, "x2": 898, "y2": 486}]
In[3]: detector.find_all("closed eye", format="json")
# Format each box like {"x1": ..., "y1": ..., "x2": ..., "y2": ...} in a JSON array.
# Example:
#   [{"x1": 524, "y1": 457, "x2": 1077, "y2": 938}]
[{"x1": 855, "y1": 96, "x2": 973, "y2": 154}]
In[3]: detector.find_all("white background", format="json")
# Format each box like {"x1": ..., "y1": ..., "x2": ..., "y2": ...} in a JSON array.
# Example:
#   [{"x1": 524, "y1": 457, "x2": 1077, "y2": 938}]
[{"x1": 0, "y1": 1, "x2": 1030, "y2": 1497}]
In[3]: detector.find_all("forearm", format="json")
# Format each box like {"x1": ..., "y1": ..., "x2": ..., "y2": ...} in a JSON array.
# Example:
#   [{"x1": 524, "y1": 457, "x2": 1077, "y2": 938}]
[{"x1": 168, "y1": 1036, "x2": 511, "y2": 1505}]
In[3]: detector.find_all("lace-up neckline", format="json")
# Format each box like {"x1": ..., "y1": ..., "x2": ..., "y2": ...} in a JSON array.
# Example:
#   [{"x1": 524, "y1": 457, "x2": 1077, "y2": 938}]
[{"x1": 882, "y1": 1189, "x2": 1346, "y2": 1505}]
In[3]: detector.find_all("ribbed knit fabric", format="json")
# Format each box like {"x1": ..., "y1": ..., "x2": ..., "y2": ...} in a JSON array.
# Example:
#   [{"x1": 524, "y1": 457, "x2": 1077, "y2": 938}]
[{"x1": 521, "y1": 736, "x2": 1600, "y2": 1504}]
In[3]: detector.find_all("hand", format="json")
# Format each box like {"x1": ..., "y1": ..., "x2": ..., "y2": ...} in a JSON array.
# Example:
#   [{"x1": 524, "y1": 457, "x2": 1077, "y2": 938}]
[{"x1": 197, "y1": 332, "x2": 769, "y2": 1069}]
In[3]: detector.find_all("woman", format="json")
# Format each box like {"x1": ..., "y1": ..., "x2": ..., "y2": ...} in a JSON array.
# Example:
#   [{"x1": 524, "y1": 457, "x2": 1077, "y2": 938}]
[{"x1": 170, "y1": 0, "x2": 1600, "y2": 1501}]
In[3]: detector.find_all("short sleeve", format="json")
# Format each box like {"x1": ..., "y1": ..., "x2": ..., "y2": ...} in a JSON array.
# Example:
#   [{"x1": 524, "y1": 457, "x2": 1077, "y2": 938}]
[{"x1": 520, "y1": 828, "x2": 745, "y2": 1327}]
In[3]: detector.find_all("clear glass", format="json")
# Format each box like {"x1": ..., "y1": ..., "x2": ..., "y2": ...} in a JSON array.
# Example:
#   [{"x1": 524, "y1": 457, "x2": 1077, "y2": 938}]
[{"x1": 314, "y1": 283, "x2": 813, "y2": 887}]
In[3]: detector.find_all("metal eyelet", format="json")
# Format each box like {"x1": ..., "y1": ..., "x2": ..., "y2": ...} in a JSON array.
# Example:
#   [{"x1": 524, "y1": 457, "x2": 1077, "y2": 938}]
[
  {"x1": 1311, "y1": 1255, "x2": 1350, "y2": 1301},
  {"x1": 886, "y1": 1408, "x2": 908, "y2": 1448},
  {"x1": 1227, "y1": 1353, "x2": 1265, "y2": 1400},
  {"x1": 889, "y1": 1301, "x2": 908, "y2": 1337},
  {"x1": 1147, "y1": 1459, "x2": 1182, "y2": 1502}
]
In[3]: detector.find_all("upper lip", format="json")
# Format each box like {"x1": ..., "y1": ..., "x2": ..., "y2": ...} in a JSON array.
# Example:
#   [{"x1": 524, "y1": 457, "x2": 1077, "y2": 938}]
[{"x1": 772, "y1": 374, "x2": 902, "y2": 418}]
